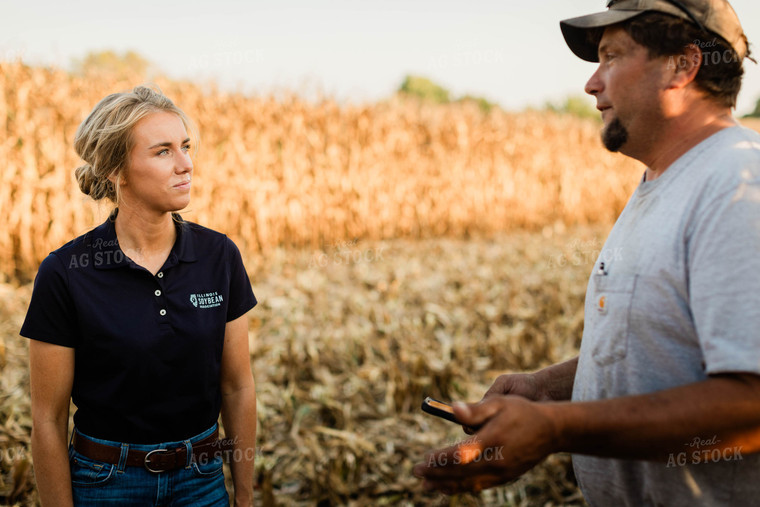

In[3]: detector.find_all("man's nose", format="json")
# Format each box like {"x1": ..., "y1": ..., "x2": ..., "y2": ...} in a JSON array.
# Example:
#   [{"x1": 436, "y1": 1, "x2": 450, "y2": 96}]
[{"x1": 585, "y1": 66, "x2": 604, "y2": 96}]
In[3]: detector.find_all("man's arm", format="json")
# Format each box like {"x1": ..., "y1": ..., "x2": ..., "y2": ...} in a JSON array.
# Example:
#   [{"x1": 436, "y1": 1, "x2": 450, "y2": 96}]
[
  {"x1": 29, "y1": 340, "x2": 75, "y2": 507},
  {"x1": 220, "y1": 314, "x2": 257, "y2": 507},
  {"x1": 414, "y1": 372, "x2": 760, "y2": 494},
  {"x1": 555, "y1": 372, "x2": 760, "y2": 460}
]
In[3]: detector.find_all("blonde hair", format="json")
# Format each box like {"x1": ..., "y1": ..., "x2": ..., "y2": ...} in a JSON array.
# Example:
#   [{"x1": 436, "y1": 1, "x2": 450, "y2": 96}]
[{"x1": 74, "y1": 85, "x2": 196, "y2": 203}]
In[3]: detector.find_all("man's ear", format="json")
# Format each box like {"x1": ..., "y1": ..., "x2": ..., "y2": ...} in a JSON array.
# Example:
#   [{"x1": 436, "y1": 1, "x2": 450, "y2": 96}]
[{"x1": 667, "y1": 43, "x2": 701, "y2": 89}]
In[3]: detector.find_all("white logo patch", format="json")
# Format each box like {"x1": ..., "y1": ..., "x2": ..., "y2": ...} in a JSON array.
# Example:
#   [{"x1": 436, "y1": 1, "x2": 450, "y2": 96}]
[{"x1": 190, "y1": 291, "x2": 223, "y2": 309}]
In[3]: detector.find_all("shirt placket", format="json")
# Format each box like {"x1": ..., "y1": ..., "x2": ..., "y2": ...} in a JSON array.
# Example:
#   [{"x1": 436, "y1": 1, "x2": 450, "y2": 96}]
[{"x1": 154, "y1": 270, "x2": 169, "y2": 323}]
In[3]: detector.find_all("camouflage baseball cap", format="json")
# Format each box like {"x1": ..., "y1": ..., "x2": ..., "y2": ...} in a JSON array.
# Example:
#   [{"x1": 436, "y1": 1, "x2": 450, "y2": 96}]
[{"x1": 560, "y1": 0, "x2": 748, "y2": 62}]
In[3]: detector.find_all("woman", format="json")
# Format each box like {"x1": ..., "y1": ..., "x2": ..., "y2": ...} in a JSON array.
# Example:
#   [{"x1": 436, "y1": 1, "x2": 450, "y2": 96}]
[{"x1": 21, "y1": 86, "x2": 257, "y2": 506}]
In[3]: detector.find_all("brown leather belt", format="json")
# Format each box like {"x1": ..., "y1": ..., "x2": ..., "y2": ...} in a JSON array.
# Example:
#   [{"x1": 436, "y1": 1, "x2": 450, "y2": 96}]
[{"x1": 71, "y1": 429, "x2": 235, "y2": 473}]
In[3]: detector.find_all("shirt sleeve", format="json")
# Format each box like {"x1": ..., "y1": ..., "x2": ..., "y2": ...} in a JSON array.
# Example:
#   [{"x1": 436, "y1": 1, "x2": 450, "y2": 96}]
[
  {"x1": 19, "y1": 253, "x2": 78, "y2": 347},
  {"x1": 225, "y1": 237, "x2": 257, "y2": 322},
  {"x1": 689, "y1": 179, "x2": 760, "y2": 375}
]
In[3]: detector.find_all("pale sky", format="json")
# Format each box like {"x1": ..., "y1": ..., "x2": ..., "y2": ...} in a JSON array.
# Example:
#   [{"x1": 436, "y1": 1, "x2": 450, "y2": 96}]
[{"x1": 3, "y1": 1, "x2": 760, "y2": 115}]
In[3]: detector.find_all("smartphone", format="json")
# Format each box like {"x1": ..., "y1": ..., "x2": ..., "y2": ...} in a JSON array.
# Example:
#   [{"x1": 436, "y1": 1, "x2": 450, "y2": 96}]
[{"x1": 421, "y1": 397, "x2": 460, "y2": 424}]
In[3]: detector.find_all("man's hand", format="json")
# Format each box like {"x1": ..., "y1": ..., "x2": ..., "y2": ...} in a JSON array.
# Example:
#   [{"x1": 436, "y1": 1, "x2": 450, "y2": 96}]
[
  {"x1": 482, "y1": 358, "x2": 578, "y2": 403},
  {"x1": 457, "y1": 374, "x2": 547, "y2": 435},
  {"x1": 463, "y1": 358, "x2": 578, "y2": 434},
  {"x1": 413, "y1": 396, "x2": 557, "y2": 494},
  {"x1": 482, "y1": 373, "x2": 545, "y2": 401},
  {"x1": 414, "y1": 371, "x2": 760, "y2": 496}
]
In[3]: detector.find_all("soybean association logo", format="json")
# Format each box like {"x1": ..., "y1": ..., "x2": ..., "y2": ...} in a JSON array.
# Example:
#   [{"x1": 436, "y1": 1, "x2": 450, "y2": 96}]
[{"x1": 190, "y1": 291, "x2": 224, "y2": 309}]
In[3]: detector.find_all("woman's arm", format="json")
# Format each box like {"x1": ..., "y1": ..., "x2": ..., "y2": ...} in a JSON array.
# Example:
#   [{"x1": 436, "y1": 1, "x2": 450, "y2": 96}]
[
  {"x1": 219, "y1": 313, "x2": 257, "y2": 507},
  {"x1": 29, "y1": 340, "x2": 75, "y2": 507}
]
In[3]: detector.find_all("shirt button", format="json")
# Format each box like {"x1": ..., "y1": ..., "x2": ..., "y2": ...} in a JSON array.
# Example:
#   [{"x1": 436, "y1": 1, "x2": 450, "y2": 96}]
[
  {"x1": 157, "y1": 272, "x2": 164, "y2": 278},
  {"x1": 159, "y1": 309, "x2": 167, "y2": 316},
  {"x1": 154, "y1": 289, "x2": 162, "y2": 297}
]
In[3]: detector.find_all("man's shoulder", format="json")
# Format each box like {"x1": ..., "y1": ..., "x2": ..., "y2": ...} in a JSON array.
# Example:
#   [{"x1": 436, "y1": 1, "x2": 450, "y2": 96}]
[
  {"x1": 715, "y1": 124, "x2": 760, "y2": 150},
  {"x1": 695, "y1": 125, "x2": 760, "y2": 193},
  {"x1": 708, "y1": 125, "x2": 760, "y2": 161}
]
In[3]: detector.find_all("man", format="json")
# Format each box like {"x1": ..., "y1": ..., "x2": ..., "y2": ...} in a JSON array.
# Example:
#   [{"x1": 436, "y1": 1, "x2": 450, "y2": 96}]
[{"x1": 413, "y1": 1, "x2": 760, "y2": 505}]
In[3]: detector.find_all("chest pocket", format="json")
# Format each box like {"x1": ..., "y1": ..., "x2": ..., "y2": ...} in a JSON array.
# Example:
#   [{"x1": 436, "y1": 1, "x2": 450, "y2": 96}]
[{"x1": 590, "y1": 273, "x2": 638, "y2": 366}]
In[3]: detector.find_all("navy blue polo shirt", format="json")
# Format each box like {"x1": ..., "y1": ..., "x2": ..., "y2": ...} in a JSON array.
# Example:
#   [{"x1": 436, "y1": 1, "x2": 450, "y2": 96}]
[{"x1": 20, "y1": 212, "x2": 256, "y2": 444}]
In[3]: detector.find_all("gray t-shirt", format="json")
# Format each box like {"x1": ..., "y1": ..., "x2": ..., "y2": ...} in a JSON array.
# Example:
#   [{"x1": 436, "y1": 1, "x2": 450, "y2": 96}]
[{"x1": 572, "y1": 125, "x2": 760, "y2": 506}]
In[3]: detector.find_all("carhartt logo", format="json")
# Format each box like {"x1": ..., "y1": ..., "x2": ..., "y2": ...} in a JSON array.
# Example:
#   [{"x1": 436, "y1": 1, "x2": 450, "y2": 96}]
[
  {"x1": 597, "y1": 295, "x2": 607, "y2": 314},
  {"x1": 190, "y1": 291, "x2": 223, "y2": 309}
]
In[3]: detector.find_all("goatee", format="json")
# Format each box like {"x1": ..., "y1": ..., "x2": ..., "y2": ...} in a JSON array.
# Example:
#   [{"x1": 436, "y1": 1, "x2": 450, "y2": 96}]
[{"x1": 602, "y1": 117, "x2": 628, "y2": 152}]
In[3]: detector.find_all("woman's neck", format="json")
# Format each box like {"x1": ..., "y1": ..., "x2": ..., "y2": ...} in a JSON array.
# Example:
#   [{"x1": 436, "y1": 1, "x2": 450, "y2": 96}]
[{"x1": 113, "y1": 208, "x2": 176, "y2": 271}]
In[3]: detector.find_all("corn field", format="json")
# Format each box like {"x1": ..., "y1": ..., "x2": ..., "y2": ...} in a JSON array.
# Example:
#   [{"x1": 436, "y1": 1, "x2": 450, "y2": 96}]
[
  {"x1": 3, "y1": 60, "x2": 758, "y2": 505},
  {"x1": 0, "y1": 60, "x2": 644, "y2": 282}
]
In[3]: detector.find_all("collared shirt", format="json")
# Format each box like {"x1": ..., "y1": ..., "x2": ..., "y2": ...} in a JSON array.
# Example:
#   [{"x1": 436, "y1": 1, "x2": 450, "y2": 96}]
[{"x1": 21, "y1": 212, "x2": 257, "y2": 444}]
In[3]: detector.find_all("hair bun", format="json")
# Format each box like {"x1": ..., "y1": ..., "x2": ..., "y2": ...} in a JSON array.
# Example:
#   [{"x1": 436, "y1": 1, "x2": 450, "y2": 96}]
[
  {"x1": 75, "y1": 163, "x2": 113, "y2": 200},
  {"x1": 75, "y1": 163, "x2": 96, "y2": 196}
]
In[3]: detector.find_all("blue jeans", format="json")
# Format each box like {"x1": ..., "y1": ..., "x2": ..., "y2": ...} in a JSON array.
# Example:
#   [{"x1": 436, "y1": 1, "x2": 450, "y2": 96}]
[{"x1": 68, "y1": 424, "x2": 229, "y2": 506}]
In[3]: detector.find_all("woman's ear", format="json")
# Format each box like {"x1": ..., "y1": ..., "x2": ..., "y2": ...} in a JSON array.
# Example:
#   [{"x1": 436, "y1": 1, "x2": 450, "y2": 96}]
[{"x1": 108, "y1": 170, "x2": 126, "y2": 187}]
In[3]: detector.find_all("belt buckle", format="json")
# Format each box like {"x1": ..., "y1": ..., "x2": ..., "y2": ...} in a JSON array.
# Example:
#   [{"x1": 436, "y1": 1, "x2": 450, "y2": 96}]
[{"x1": 144, "y1": 449, "x2": 171, "y2": 473}]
